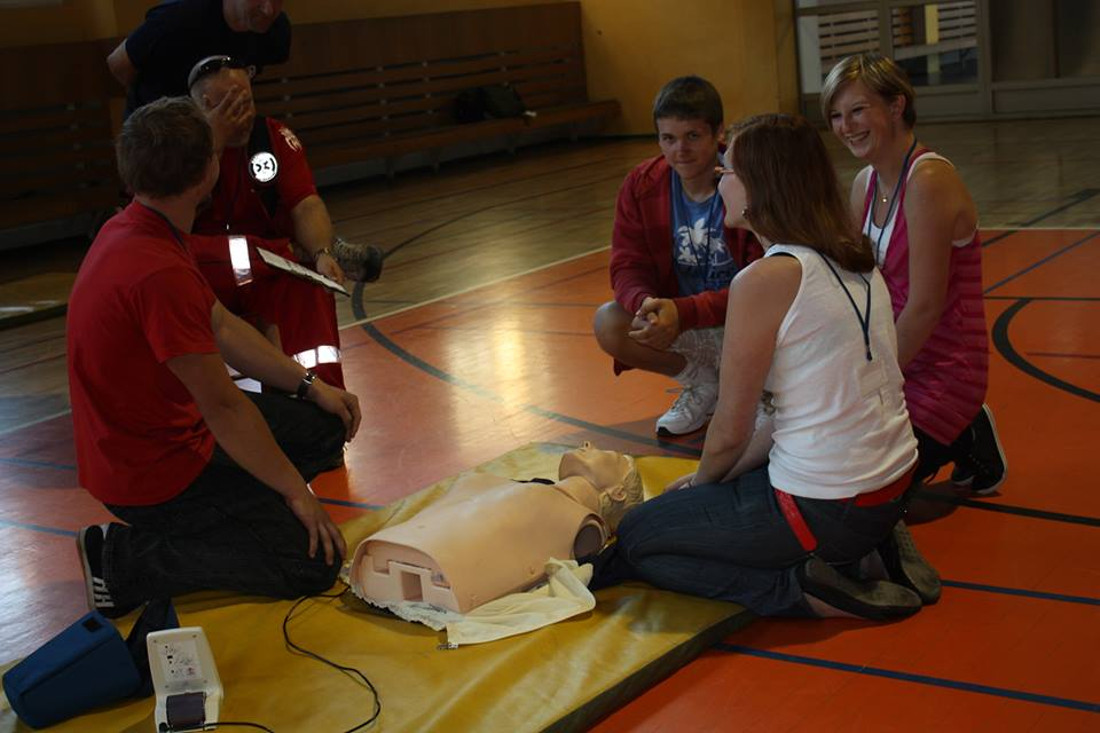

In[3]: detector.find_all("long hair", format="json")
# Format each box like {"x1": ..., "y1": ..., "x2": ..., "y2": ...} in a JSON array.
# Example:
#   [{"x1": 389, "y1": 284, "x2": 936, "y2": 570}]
[
  {"x1": 730, "y1": 114, "x2": 874, "y2": 272},
  {"x1": 820, "y1": 52, "x2": 917, "y2": 129}
]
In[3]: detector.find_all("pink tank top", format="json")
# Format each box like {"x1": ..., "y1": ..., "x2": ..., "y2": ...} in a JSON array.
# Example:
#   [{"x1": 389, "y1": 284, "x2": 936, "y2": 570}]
[{"x1": 861, "y1": 150, "x2": 988, "y2": 445}]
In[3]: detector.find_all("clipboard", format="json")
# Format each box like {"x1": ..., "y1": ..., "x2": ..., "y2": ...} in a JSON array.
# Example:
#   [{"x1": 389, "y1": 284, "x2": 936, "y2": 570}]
[{"x1": 254, "y1": 246, "x2": 349, "y2": 297}]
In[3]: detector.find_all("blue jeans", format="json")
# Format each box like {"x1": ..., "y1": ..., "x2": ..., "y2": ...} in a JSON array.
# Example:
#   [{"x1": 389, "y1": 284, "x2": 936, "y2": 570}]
[
  {"x1": 103, "y1": 393, "x2": 346, "y2": 608},
  {"x1": 589, "y1": 465, "x2": 907, "y2": 617}
]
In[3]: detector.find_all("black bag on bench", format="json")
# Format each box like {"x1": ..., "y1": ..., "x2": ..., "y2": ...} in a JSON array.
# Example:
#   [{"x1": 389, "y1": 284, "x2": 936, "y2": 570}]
[{"x1": 455, "y1": 85, "x2": 527, "y2": 123}]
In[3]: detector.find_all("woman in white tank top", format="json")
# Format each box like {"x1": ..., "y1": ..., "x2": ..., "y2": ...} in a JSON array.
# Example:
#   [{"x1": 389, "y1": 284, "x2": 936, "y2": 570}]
[{"x1": 589, "y1": 115, "x2": 937, "y2": 621}]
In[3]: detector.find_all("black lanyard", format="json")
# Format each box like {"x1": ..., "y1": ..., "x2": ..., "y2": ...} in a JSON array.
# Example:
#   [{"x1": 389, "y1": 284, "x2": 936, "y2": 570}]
[
  {"x1": 818, "y1": 253, "x2": 873, "y2": 362},
  {"x1": 866, "y1": 138, "x2": 919, "y2": 264},
  {"x1": 138, "y1": 201, "x2": 187, "y2": 249}
]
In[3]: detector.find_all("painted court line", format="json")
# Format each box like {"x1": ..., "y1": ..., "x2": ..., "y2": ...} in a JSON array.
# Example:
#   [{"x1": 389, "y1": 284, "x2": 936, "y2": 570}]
[
  {"x1": 346, "y1": 245, "x2": 609, "y2": 328},
  {"x1": 715, "y1": 644, "x2": 1100, "y2": 714}
]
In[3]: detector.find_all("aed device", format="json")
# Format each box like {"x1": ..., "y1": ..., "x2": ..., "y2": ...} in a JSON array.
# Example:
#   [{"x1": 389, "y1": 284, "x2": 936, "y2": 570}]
[{"x1": 147, "y1": 627, "x2": 222, "y2": 732}]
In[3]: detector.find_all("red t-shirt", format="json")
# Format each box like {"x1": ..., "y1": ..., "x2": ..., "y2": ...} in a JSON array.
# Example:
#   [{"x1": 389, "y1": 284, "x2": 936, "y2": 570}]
[
  {"x1": 67, "y1": 203, "x2": 219, "y2": 506},
  {"x1": 193, "y1": 117, "x2": 317, "y2": 240}
]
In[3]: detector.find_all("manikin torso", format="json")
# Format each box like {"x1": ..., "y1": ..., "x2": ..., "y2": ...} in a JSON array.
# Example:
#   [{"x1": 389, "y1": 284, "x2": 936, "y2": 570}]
[{"x1": 350, "y1": 444, "x2": 641, "y2": 613}]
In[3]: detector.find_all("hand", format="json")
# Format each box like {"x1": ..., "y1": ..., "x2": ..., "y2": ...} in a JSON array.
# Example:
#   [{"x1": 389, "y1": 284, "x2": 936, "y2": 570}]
[
  {"x1": 308, "y1": 380, "x2": 362, "y2": 440},
  {"x1": 286, "y1": 485, "x2": 347, "y2": 565},
  {"x1": 315, "y1": 251, "x2": 346, "y2": 284},
  {"x1": 665, "y1": 472, "x2": 697, "y2": 492},
  {"x1": 206, "y1": 87, "x2": 251, "y2": 152},
  {"x1": 628, "y1": 297, "x2": 680, "y2": 349}
]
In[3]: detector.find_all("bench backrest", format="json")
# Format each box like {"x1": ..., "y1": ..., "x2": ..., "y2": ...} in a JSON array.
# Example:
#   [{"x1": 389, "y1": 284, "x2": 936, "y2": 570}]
[
  {"x1": 0, "y1": 40, "x2": 119, "y2": 231},
  {"x1": 252, "y1": 3, "x2": 594, "y2": 167}
]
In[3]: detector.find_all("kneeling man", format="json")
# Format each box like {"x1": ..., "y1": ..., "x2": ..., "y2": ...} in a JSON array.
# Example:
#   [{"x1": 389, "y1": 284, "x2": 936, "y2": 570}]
[{"x1": 67, "y1": 97, "x2": 360, "y2": 617}]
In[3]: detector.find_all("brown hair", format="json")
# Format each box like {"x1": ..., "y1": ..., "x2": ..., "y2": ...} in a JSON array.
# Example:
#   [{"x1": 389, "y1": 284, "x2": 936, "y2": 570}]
[
  {"x1": 820, "y1": 52, "x2": 916, "y2": 129},
  {"x1": 729, "y1": 114, "x2": 873, "y2": 272},
  {"x1": 652, "y1": 75, "x2": 724, "y2": 133},
  {"x1": 116, "y1": 97, "x2": 212, "y2": 198}
]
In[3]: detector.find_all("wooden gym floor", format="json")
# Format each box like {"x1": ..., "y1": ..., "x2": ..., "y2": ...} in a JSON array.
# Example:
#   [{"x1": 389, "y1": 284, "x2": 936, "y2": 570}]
[{"x1": 0, "y1": 118, "x2": 1098, "y2": 730}]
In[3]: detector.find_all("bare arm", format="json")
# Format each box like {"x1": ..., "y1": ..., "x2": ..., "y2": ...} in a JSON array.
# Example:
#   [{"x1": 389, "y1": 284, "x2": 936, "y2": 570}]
[
  {"x1": 106, "y1": 40, "x2": 137, "y2": 88},
  {"x1": 166, "y1": 350, "x2": 346, "y2": 564},
  {"x1": 895, "y1": 161, "x2": 975, "y2": 367},
  {"x1": 848, "y1": 166, "x2": 871, "y2": 233},
  {"x1": 693, "y1": 256, "x2": 800, "y2": 485},
  {"x1": 289, "y1": 194, "x2": 344, "y2": 282},
  {"x1": 212, "y1": 301, "x2": 361, "y2": 440}
]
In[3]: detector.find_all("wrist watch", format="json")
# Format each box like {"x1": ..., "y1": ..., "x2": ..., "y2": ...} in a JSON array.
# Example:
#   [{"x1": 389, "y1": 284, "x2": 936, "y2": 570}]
[{"x1": 296, "y1": 369, "x2": 317, "y2": 399}]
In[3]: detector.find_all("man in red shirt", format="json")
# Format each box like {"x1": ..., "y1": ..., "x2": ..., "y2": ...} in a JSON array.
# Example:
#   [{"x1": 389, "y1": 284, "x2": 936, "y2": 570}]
[
  {"x1": 594, "y1": 76, "x2": 761, "y2": 436},
  {"x1": 68, "y1": 97, "x2": 361, "y2": 618},
  {"x1": 186, "y1": 55, "x2": 383, "y2": 390}
]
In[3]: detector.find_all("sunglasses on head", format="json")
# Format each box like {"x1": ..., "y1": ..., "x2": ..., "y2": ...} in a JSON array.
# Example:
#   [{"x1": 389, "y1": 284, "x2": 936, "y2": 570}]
[{"x1": 187, "y1": 56, "x2": 255, "y2": 90}]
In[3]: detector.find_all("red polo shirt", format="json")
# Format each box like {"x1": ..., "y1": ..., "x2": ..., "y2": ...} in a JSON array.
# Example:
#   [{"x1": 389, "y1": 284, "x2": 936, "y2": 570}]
[{"x1": 67, "y1": 202, "x2": 218, "y2": 505}]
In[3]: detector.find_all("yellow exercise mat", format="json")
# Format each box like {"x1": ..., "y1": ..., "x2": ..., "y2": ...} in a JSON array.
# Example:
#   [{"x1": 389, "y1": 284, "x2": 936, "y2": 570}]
[{"x1": 0, "y1": 443, "x2": 751, "y2": 732}]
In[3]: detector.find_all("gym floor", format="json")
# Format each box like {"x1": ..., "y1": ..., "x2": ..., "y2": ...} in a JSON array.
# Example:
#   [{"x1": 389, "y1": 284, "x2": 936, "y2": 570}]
[{"x1": 1, "y1": 118, "x2": 1098, "y2": 730}]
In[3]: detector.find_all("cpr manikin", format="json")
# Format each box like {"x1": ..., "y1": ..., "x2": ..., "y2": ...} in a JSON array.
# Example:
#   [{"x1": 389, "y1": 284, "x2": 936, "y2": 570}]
[{"x1": 350, "y1": 443, "x2": 641, "y2": 614}]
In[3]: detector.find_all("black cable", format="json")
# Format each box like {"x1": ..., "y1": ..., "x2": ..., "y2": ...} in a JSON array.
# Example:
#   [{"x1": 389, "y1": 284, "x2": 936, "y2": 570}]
[
  {"x1": 173, "y1": 722, "x2": 276, "y2": 732},
  {"x1": 281, "y1": 584, "x2": 382, "y2": 732}
]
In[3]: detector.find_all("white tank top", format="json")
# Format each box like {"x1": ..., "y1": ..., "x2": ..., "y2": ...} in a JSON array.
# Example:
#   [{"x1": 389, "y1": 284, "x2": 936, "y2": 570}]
[{"x1": 764, "y1": 244, "x2": 917, "y2": 498}]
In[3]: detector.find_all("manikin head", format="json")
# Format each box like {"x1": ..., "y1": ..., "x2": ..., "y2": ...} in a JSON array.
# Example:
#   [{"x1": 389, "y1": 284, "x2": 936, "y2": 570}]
[
  {"x1": 652, "y1": 76, "x2": 724, "y2": 186},
  {"x1": 557, "y1": 442, "x2": 642, "y2": 531},
  {"x1": 188, "y1": 55, "x2": 257, "y2": 149},
  {"x1": 116, "y1": 96, "x2": 219, "y2": 205},
  {"x1": 223, "y1": 0, "x2": 284, "y2": 33}
]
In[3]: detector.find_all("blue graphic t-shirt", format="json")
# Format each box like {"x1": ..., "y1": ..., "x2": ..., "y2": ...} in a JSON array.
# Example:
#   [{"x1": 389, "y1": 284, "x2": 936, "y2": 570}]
[{"x1": 670, "y1": 171, "x2": 737, "y2": 296}]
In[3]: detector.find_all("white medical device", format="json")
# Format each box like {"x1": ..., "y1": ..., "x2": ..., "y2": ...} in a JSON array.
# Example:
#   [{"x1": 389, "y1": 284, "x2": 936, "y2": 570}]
[{"x1": 146, "y1": 627, "x2": 223, "y2": 732}]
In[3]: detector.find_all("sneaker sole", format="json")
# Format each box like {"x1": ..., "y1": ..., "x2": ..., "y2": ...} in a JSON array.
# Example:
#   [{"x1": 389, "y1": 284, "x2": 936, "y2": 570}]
[
  {"x1": 971, "y1": 405, "x2": 1008, "y2": 496},
  {"x1": 75, "y1": 527, "x2": 98, "y2": 614},
  {"x1": 799, "y1": 558, "x2": 922, "y2": 620},
  {"x1": 881, "y1": 523, "x2": 941, "y2": 604}
]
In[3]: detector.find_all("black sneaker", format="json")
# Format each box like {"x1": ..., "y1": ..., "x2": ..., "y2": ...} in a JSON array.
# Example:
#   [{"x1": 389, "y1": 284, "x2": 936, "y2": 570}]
[
  {"x1": 77, "y1": 524, "x2": 140, "y2": 619},
  {"x1": 797, "y1": 557, "x2": 922, "y2": 621},
  {"x1": 332, "y1": 237, "x2": 384, "y2": 283},
  {"x1": 950, "y1": 404, "x2": 1007, "y2": 495},
  {"x1": 877, "y1": 521, "x2": 941, "y2": 604}
]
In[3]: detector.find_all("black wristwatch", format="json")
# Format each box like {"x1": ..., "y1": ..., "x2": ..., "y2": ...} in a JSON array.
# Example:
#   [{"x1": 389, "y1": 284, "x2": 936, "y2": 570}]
[{"x1": 295, "y1": 369, "x2": 317, "y2": 399}]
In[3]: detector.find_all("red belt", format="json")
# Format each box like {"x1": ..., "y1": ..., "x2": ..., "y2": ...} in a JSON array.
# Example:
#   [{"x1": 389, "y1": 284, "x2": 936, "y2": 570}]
[{"x1": 774, "y1": 467, "x2": 916, "y2": 552}]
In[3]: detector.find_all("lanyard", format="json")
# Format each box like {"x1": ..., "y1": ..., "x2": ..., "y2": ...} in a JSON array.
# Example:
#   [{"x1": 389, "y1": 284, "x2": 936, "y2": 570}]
[
  {"x1": 818, "y1": 253, "x2": 873, "y2": 362},
  {"x1": 866, "y1": 138, "x2": 919, "y2": 264},
  {"x1": 138, "y1": 201, "x2": 187, "y2": 249}
]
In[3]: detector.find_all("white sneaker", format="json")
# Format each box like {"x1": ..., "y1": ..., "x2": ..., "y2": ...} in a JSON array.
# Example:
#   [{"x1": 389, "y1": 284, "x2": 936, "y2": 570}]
[{"x1": 655, "y1": 377, "x2": 718, "y2": 436}]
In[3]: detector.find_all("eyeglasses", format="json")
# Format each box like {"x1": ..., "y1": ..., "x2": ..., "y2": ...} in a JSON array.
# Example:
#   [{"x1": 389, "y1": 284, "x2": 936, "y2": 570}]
[{"x1": 187, "y1": 55, "x2": 255, "y2": 90}]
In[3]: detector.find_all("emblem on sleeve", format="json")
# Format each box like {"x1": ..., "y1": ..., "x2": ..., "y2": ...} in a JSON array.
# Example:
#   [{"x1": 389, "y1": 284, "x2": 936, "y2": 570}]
[
  {"x1": 248, "y1": 151, "x2": 278, "y2": 183},
  {"x1": 280, "y1": 127, "x2": 302, "y2": 152}
]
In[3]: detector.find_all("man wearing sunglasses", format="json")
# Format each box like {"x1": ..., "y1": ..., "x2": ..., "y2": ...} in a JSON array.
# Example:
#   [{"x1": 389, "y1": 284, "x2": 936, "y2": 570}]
[
  {"x1": 108, "y1": 0, "x2": 289, "y2": 118},
  {"x1": 182, "y1": 55, "x2": 383, "y2": 390}
]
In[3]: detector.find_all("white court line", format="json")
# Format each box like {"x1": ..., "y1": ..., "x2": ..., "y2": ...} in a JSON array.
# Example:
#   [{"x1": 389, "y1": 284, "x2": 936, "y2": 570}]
[
  {"x1": 0, "y1": 247, "x2": 611, "y2": 437},
  {"x1": 342, "y1": 244, "x2": 610, "y2": 329},
  {"x1": 0, "y1": 409, "x2": 71, "y2": 439}
]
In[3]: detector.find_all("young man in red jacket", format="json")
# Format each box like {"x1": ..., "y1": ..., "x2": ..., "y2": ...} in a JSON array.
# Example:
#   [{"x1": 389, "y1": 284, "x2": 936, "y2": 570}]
[{"x1": 594, "y1": 76, "x2": 762, "y2": 435}]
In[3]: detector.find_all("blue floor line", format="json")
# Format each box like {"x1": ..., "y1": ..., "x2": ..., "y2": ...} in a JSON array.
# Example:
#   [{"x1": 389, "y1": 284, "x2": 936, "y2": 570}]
[
  {"x1": 714, "y1": 644, "x2": 1100, "y2": 713},
  {"x1": 942, "y1": 579, "x2": 1100, "y2": 607},
  {"x1": 0, "y1": 517, "x2": 77, "y2": 538}
]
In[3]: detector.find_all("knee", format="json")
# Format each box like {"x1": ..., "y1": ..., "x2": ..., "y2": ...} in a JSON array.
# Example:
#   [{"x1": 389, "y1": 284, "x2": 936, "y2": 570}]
[
  {"x1": 284, "y1": 554, "x2": 342, "y2": 597},
  {"x1": 593, "y1": 301, "x2": 632, "y2": 357}
]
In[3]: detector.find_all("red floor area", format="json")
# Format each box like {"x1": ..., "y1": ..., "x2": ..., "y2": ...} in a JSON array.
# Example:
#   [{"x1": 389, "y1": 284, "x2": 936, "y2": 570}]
[{"x1": 1, "y1": 229, "x2": 1097, "y2": 730}]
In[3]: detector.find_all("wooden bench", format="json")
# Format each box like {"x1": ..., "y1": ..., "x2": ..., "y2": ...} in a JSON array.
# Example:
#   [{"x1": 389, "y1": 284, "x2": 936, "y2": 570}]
[
  {"x1": 0, "y1": 39, "x2": 120, "y2": 245},
  {"x1": 252, "y1": 3, "x2": 619, "y2": 177},
  {"x1": 0, "y1": 3, "x2": 617, "y2": 245}
]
